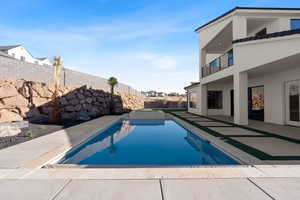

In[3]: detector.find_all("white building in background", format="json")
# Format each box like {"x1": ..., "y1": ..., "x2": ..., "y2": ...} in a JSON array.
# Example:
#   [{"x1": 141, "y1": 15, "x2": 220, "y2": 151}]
[
  {"x1": 185, "y1": 7, "x2": 300, "y2": 126},
  {"x1": 0, "y1": 45, "x2": 52, "y2": 66},
  {"x1": 35, "y1": 57, "x2": 52, "y2": 66}
]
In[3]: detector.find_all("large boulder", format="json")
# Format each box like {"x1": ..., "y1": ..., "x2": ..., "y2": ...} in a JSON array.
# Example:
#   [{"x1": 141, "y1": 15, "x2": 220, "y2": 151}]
[
  {"x1": 2, "y1": 96, "x2": 28, "y2": 107},
  {"x1": 0, "y1": 109, "x2": 23, "y2": 122},
  {"x1": 0, "y1": 85, "x2": 19, "y2": 99}
]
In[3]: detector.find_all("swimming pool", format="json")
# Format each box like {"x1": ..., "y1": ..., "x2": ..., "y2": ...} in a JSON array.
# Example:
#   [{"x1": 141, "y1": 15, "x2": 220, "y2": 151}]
[{"x1": 58, "y1": 119, "x2": 239, "y2": 166}]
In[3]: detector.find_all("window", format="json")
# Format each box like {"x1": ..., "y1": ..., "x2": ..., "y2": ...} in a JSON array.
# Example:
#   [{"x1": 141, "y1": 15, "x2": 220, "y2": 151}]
[
  {"x1": 209, "y1": 58, "x2": 220, "y2": 67},
  {"x1": 20, "y1": 56, "x2": 25, "y2": 61},
  {"x1": 34, "y1": 61, "x2": 39, "y2": 64},
  {"x1": 189, "y1": 92, "x2": 197, "y2": 108},
  {"x1": 255, "y1": 28, "x2": 267, "y2": 36},
  {"x1": 291, "y1": 19, "x2": 300, "y2": 30},
  {"x1": 11, "y1": 53, "x2": 15, "y2": 58},
  {"x1": 227, "y1": 49, "x2": 233, "y2": 66},
  {"x1": 208, "y1": 91, "x2": 223, "y2": 109}
]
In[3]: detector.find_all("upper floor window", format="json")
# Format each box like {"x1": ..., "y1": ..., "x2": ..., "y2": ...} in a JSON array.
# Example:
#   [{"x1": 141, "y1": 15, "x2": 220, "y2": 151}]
[
  {"x1": 20, "y1": 56, "x2": 25, "y2": 61},
  {"x1": 255, "y1": 28, "x2": 267, "y2": 36},
  {"x1": 209, "y1": 57, "x2": 220, "y2": 67},
  {"x1": 227, "y1": 49, "x2": 233, "y2": 66},
  {"x1": 291, "y1": 19, "x2": 300, "y2": 30}
]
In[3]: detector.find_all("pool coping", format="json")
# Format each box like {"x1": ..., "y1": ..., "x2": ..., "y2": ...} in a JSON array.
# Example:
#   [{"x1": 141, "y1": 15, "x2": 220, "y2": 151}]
[
  {"x1": 1, "y1": 111, "x2": 300, "y2": 180},
  {"x1": 0, "y1": 114, "x2": 127, "y2": 169},
  {"x1": 45, "y1": 113, "x2": 260, "y2": 169},
  {"x1": 1, "y1": 165, "x2": 300, "y2": 180},
  {"x1": 8, "y1": 111, "x2": 289, "y2": 169}
]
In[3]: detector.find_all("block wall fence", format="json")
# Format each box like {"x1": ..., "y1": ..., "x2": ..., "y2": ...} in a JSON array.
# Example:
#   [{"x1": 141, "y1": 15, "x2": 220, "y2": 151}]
[{"x1": 0, "y1": 55, "x2": 141, "y2": 96}]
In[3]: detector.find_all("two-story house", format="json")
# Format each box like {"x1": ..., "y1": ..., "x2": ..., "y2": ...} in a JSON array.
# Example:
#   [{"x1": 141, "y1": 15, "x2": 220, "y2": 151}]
[
  {"x1": 0, "y1": 45, "x2": 52, "y2": 66},
  {"x1": 185, "y1": 7, "x2": 300, "y2": 126}
]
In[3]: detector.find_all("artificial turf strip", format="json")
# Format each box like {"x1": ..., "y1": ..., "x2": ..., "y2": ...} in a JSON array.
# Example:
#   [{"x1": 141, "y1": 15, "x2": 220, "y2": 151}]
[
  {"x1": 168, "y1": 111, "x2": 300, "y2": 161},
  {"x1": 186, "y1": 112, "x2": 300, "y2": 145},
  {"x1": 167, "y1": 111, "x2": 274, "y2": 160},
  {"x1": 166, "y1": 112, "x2": 224, "y2": 137},
  {"x1": 226, "y1": 135, "x2": 273, "y2": 138},
  {"x1": 200, "y1": 126, "x2": 235, "y2": 128}
]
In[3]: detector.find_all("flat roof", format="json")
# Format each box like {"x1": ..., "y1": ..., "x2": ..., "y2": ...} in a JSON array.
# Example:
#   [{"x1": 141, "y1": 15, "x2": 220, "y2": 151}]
[{"x1": 195, "y1": 7, "x2": 300, "y2": 32}]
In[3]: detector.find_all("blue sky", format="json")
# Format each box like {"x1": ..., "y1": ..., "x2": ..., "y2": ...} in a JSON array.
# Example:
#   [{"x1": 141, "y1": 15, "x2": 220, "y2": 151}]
[{"x1": 1, "y1": 0, "x2": 299, "y2": 92}]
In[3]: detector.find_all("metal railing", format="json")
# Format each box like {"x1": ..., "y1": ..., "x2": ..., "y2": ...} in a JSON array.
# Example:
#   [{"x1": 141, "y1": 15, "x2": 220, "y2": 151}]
[{"x1": 201, "y1": 51, "x2": 233, "y2": 78}]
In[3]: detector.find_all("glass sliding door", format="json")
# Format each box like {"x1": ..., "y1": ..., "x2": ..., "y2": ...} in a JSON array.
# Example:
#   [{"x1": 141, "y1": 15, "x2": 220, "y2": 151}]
[
  {"x1": 248, "y1": 86, "x2": 264, "y2": 121},
  {"x1": 286, "y1": 81, "x2": 300, "y2": 126}
]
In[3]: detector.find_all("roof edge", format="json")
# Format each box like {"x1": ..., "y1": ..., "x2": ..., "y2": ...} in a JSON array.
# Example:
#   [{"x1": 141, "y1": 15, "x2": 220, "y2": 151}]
[
  {"x1": 184, "y1": 82, "x2": 200, "y2": 90},
  {"x1": 195, "y1": 7, "x2": 300, "y2": 32}
]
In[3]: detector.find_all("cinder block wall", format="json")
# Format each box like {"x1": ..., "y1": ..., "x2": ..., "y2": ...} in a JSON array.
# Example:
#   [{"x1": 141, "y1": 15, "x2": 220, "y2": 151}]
[{"x1": 0, "y1": 55, "x2": 141, "y2": 96}]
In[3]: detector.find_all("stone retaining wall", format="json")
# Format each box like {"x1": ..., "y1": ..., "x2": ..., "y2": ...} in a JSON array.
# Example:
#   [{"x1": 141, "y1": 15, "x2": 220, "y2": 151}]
[{"x1": 0, "y1": 79, "x2": 144, "y2": 123}]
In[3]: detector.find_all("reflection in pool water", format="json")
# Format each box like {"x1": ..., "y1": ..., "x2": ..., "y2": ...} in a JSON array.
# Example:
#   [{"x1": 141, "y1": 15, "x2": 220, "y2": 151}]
[{"x1": 59, "y1": 119, "x2": 239, "y2": 165}]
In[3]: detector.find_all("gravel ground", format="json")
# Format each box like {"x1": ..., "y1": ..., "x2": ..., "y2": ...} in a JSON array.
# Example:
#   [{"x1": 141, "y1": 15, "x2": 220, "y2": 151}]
[{"x1": 0, "y1": 123, "x2": 66, "y2": 150}]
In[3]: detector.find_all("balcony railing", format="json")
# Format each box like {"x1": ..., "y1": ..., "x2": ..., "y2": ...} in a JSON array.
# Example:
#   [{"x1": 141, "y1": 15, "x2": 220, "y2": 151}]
[{"x1": 201, "y1": 50, "x2": 233, "y2": 78}]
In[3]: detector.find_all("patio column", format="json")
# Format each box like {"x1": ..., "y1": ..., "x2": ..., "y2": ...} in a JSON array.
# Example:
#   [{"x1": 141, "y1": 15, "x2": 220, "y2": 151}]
[
  {"x1": 199, "y1": 84, "x2": 207, "y2": 116},
  {"x1": 200, "y1": 49, "x2": 207, "y2": 79},
  {"x1": 234, "y1": 71, "x2": 248, "y2": 125}
]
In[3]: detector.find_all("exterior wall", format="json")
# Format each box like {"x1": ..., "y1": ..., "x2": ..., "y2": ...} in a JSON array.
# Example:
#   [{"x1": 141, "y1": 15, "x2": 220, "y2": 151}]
[
  {"x1": 187, "y1": 86, "x2": 200, "y2": 114},
  {"x1": 7, "y1": 46, "x2": 36, "y2": 64},
  {"x1": 234, "y1": 34, "x2": 300, "y2": 73},
  {"x1": 193, "y1": 8, "x2": 300, "y2": 125},
  {"x1": 199, "y1": 10, "x2": 300, "y2": 75},
  {"x1": 0, "y1": 55, "x2": 141, "y2": 96},
  {"x1": 202, "y1": 66, "x2": 300, "y2": 125},
  {"x1": 199, "y1": 17, "x2": 233, "y2": 49}
]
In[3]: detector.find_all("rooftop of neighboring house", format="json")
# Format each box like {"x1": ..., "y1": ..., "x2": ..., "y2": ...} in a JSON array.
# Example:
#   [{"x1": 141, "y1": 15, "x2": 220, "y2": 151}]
[
  {"x1": 36, "y1": 57, "x2": 48, "y2": 61},
  {"x1": 0, "y1": 51, "x2": 14, "y2": 58},
  {"x1": 195, "y1": 7, "x2": 300, "y2": 32},
  {"x1": 0, "y1": 45, "x2": 21, "y2": 51}
]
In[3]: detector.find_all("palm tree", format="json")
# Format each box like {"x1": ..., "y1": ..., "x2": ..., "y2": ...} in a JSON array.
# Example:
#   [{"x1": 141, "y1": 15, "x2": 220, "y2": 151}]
[
  {"x1": 107, "y1": 77, "x2": 118, "y2": 114},
  {"x1": 50, "y1": 56, "x2": 62, "y2": 123}
]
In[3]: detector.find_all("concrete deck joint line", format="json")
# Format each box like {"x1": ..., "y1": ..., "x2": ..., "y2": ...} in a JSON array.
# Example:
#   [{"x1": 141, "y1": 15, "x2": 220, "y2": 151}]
[
  {"x1": 159, "y1": 179, "x2": 165, "y2": 200},
  {"x1": 50, "y1": 179, "x2": 72, "y2": 200},
  {"x1": 247, "y1": 178, "x2": 276, "y2": 200}
]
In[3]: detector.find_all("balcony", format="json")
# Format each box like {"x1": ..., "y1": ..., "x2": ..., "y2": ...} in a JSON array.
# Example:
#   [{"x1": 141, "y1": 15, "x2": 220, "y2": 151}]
[{"x1": 201, "y1": 50, "x2": 233, "y2": 78}]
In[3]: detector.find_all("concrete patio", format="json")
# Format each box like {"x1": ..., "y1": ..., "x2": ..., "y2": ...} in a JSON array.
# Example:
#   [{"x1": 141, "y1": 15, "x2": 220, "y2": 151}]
[
  {"x1": 1, "y1": 170, "x2": 300, "y2": 200},
  {"x1": 209, "y1": 115, "x2": 300, "y2": 141},
  {"x1": 0, "y1": 113, "x2": 300, "y2": 199},
  {"x1": 0, "y1": 165, "x2": 300, "y2": 200},
  {"x1": 171, "y1": 111, "x2": 300, "y2": 164}
]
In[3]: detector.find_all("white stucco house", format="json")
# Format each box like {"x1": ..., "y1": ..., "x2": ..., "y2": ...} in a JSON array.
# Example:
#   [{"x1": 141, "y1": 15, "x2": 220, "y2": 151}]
[
  {"x1": 0, "y1": 45, "x2": 52, "y2": 66},
  {"x1": 35, "y1": 57, "x2": 52, "y2": 66},
  {"x1": 185, "y1": 7, "x2": 300, "y2": 126}
]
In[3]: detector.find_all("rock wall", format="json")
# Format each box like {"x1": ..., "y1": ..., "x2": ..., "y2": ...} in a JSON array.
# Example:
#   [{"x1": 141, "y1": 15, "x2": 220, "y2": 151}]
[
  {"x1": 144, "y1": 97, "x2": 187, "y2": 109},
  {"x1": 0, "y1": 79, "x2": 144, "y2": 123}
]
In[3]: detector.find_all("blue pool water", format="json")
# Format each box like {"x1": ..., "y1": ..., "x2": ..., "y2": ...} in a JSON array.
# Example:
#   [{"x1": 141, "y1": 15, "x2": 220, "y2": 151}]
[{"x1": 59, "y1": 119, "x2": 239, "y2": 165}]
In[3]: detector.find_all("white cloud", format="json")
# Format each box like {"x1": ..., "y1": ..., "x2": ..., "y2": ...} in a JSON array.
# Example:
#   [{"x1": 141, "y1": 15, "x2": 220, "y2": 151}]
[
  {"x1": 0, "y1": 4, "x2": 199, "y2": 92},
  {"x1": 137, "y1": 53, "x2": 177, "y2": 69}
]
